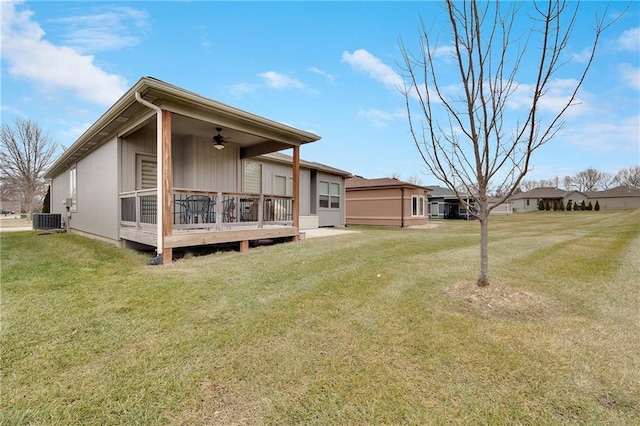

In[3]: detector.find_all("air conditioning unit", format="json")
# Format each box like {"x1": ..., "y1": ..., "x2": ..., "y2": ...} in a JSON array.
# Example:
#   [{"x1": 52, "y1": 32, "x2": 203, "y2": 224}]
[{"x1": 33, "y1": 213, "x2": 62, "y2": 230}]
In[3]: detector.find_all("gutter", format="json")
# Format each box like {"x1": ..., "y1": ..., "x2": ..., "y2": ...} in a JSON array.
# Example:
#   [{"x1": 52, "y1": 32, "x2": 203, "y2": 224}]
[{"x1": 134, "y1": 92, "x2": 163, "y2": 256}]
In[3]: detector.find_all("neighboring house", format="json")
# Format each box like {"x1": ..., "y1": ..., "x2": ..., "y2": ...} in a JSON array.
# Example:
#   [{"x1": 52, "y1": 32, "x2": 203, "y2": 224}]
[
  {"x1": 253, "y1": 152, "x2": 351, "y2": 228},
  {"x1": 345, "y1": 177, "x2": 429, "y2": 227},
  {"x1": 426, "y1": 185, "x2": 476, "y2": 219},
  {"x1": 426, "y1": 186, "x2": 512, "y2": 218},
  {"x1": 586, "y1": 185, "x2": 640, "y2": 210},
  {"x1": 45, "y1": 76, "x2": 335, "y2": 263},
  {"x1": 510, "y1": 187, "x2": 587, "y2": 212}
]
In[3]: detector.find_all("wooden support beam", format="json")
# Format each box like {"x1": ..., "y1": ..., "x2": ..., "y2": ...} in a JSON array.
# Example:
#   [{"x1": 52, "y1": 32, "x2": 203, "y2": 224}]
[
  {"x1": 239, "y1": 240, "x2": 249, "y2": 252},
  {"x1": 162, "y1": 109, "x2": 173, "y2": 264},
  {"x1": 292, "y1": 145, "x2": 300, "y2": 229}
]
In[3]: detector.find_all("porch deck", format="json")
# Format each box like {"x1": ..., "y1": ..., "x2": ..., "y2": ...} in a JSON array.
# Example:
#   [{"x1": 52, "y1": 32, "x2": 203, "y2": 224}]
[{"x1": 119, "y1": 189, "x2": 298, "y2": 249}]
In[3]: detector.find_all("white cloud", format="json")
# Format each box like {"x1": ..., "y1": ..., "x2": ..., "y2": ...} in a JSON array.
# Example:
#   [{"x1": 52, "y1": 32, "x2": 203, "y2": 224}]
[
  {"x1": 342, "y1": 49, "x2": 403, "y2": 90},
  {"x1": 617, "y1": 27, "x2": 640, "y2": 52},
  {"x1": 308, "y1": 67, "x2": 335, "y2": 82},
  {"x1": 227, "y1": 82, "x2": 256, "y2": 96},
  {"x1": 508, "y1": 78, "x2": 591, "y2": 117},
  {"x1": 258, "y1": 71, "x2": 304, "y2": 89},
  {"x1": 358, "y1": 108, "x2": 405, "y2": 128},
  {"x1": 1, "y1": 0, "x2": 128, "y2": 106},
  {"x1": 50, "y1": 6, "x2": 149, "y2": 53},
  {"x1": 620, "y1": 63, "x2": 640, "y2": 90}
]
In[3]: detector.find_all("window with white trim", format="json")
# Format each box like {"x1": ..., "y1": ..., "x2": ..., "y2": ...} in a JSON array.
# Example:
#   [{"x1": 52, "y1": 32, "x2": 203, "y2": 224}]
[
  {"x1": 319, "y1": 181, "x2": 340, "y2": 209},
  {"x1": 69, "y1": 165, "x2": 77, "y2": 211},
  {"x1": 412, "y1": 195, "x2": 425, "y2": 217}
]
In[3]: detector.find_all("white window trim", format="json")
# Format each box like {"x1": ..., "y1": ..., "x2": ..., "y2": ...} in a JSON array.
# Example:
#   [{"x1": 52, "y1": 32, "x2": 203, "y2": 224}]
[
  {"x1": 69, "y1": 165, "x2": 77, "y2": 212},
  {"x1": 412, "y1": 195, "x2": 425, "y2": 217}
]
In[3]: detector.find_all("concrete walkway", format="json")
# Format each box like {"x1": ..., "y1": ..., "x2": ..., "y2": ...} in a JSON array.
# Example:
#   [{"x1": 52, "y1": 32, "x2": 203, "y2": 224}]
[{"x1": 302, "y1": 227, "x2": 360, "y2": 239}]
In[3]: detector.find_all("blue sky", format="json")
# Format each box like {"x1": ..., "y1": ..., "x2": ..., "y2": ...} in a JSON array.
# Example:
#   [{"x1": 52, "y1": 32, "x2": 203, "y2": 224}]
[{"x1": 1, "y1": 0, "x2": 639, "y2": 185}]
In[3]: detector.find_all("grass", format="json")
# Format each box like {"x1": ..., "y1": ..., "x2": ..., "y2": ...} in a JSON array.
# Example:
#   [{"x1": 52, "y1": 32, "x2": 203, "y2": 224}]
[{"x1": 1, "y1": 210, "x2": 639, "y2": 425}]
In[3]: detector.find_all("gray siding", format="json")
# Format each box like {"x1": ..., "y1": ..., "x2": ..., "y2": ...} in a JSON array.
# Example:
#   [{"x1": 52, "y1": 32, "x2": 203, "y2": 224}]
[
  {"x1": 317, "y1": 171, "x2": 345, "y2": 227},
  {"x1": 121, "y1": 130, "x2": 239, "y2": 192},
  {"x1": 56, "y1": 139, "x2": 119, "y2": 240}
]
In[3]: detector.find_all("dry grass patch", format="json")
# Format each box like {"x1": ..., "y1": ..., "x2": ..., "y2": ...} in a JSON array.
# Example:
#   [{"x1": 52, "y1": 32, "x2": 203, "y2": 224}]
[{"x1": 446, "y1": 280, "x2": 565, "y2": 320}]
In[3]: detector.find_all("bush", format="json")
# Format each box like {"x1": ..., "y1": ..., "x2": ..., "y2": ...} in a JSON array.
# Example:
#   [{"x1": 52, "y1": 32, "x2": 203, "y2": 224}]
[
  {"x1": 553, "y1": 200, "x2": 558, "y2": 211},
  {"x1": 573, "y1": 202, "x2": 579, "y2": 211},
  {"x1": 558, "y1": 200, "x2": 565, "y2": 211},
  {"x1": 581, "y1": 200, "x2": 587, "y2": 210},
  {"x1": 595, "y1": 200, "x2": 600, "y2": 211},
  {"x1": 538, "y1": 200, "x2": 545, "y2": 211},
  {"x1": 545, "y1": 200, "x2": 551, "y2": 211},
  {"x1": 566, "y1": 200, "x2": 572, "y2": 211},
  {"x1": 587, "y1": 201, "x2": 593, "y2": 211}
]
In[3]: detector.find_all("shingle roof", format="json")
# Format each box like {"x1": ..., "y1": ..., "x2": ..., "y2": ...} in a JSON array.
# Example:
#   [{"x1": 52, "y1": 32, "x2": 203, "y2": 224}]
[
  {"x1": 510, "y1": 187, "x2": 581, "y2": 200},
  {"x1": 346, "y1": 176, "x2": 428, "y2": 190},
  {"x1": 585, "y1": 185, "x2": 640, "y2": 198}
]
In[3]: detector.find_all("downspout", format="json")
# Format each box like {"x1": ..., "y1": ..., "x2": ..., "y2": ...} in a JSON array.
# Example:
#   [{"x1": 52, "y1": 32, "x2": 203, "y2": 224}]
[
  {"x1": 134, "y1": 92, "x2": 163, "y2": 255},
  {"x1": 401, "y1": 187, "x2": 405, "y2": 228}
]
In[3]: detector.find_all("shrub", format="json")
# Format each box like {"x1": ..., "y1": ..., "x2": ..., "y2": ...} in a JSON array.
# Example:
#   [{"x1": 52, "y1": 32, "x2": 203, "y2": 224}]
[
  {"x1": 553, "y1": 200, "x2": 558, "y2": 211},
  {"x1": 566, "y1": 200, "x2": 572, "y2": 211},
  {"x1": 581, "y1": 200, "x2": 587, "y2": 210},
  {"x1": 595, "y1": 200, "x2": 600, "y2": 211},
  {"x1": 587, "y1": 201, "x2": 593, "y2": 211},
  {"x1": 573, "y1": 202, "x2": 579, "y2": 211},
  {"x1": 538, "y1": 200, "x2": 545, "y2": 210},
  {"x1": 545, "y1": 200, "x2": 551, "y2": 211},
  {"x1": 558, "y1": 200, "x2": 565, "y2": 211}
]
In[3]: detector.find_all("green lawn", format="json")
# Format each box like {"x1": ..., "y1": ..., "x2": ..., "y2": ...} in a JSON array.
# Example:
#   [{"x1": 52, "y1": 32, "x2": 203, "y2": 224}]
[{"x1": 2, "y1": 210, "x2": 639, "y2": 425}]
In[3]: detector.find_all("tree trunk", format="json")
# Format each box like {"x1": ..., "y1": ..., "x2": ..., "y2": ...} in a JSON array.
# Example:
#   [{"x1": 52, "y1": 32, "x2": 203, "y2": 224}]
[{"x1": 477, "y1": 213, "x2": 489, "y2": 287}]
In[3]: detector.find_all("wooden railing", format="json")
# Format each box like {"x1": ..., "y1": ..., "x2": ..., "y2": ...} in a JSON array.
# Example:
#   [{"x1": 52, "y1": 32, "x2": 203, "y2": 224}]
[{"x1": 119, "y1": 189, "x2": 293, "y2": 231}]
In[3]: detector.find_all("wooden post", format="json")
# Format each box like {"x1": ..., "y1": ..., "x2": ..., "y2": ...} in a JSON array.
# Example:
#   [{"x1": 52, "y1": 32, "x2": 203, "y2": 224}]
[
  {"x1": 239, "y1": 240, "x2": 249, "y2": 253},
  {"x1": 292, "y1": 145, "x2": 300, "y2": 235},
  {"x1": 162, "y1": 110, "x2": 173, "y2": 264}
]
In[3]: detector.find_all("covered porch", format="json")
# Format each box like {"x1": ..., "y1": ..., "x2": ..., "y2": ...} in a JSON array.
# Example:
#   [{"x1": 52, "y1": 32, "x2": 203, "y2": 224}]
[{"x1": 113, "y1": 78, "x2": 320, "y2": 263}]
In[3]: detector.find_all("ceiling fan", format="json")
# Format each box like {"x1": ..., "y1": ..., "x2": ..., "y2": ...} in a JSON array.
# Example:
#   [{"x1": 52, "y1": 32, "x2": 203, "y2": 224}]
[{"x1": 212, "y1": 127, "x2": 227, "y2": 150}]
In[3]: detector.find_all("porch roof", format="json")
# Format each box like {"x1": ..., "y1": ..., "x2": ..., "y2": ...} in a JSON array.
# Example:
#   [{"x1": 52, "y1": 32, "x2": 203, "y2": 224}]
[{"x1": 45, "y1": 76, "x2": 321, "y2": 179}]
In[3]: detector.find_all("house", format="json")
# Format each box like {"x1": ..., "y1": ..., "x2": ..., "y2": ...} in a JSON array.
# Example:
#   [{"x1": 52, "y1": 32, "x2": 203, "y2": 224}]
[
  {"x1": 510, "y1": 187, "x2": 587, "y2": 212},
  {"x1": 345, "y1": 176, "x2": 429, "y2": 227},
  {"x1": 45, "y1": 76, "x2": 347, "y2": 263},
  {"x1": 586, "y1": 185, "x2": 640, "y2": 210},
  {"x1": 426, "y1": 186, "x2": 512, "y2": 218},
  {"x1": 426, "y1": 185, "x2": 476, "y2": 219},
  {"x1": 252, "y1": 152, "x2": 351, "y2": 228}
]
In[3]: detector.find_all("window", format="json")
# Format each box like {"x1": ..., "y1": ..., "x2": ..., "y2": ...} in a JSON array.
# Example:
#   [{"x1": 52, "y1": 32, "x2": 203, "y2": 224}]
[
  {"x1": 69, "y1": 165, "x2": 77, "y2": 211},
  {"x1": 412, "y1": 195, "x2": 425, "y2": 217},
  {"x1": 274, "y1": 175, "x2": 292, "y2": 196},
  {"x1": 136, "y1": 155, "x2": 157, "y2": 190},
  {"x1": 319, "y1": 181, "x2": 340, "y2": 209},
  {"x1": 244, "y1": 161, "x2": 262, "y2": 194}
]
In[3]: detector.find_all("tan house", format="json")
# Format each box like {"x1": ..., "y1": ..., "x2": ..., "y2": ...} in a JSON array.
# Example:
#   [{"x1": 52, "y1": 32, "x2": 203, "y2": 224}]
[
  {"x1": 345, "y1": 177, "x2": 429, "y2": 227},
  {"x1": 586, "y1": 185, "x2": 640, "y2": 210},
  {"x1": 510, "y1": 187, "x2": 587, "y2": 212},
  {"x1": 45, "y1": 77, "x2": 329, "y2": 263}
]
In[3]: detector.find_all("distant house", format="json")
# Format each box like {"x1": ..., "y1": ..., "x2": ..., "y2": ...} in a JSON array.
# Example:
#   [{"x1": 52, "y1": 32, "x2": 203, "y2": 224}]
[
  {"x1": 586, "y1": 185, "x2": 640, "y2": 210},
  {"x1": 44, "y1": 76, "x2": 348, "y2": 263},
  {"x1": 426, "y1": 185, "x2": 476, "y2": 219},
  {"x1": 345, "y1": 177, "x2": 429, "y2": 227},
  {"x1": 510, "y1": 187, "x2": 587, "y2": 212}
]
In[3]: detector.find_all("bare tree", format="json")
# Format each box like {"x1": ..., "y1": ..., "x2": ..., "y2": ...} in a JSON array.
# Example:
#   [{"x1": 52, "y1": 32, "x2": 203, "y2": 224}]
[
  {"x1": 406, "y1": 174, "x2": 424, "y2": 185},
  {"x1": 563, "y1": 175, "x2": 573, "y2": 190},
  {"x1": 399, "y1": 1, "x2": 612, "y2": 286},
  {"x1": 572, "y1": 167, "x2": 608, "y2": 191},
  {"x1": 0, "y1": 118, "x2": 57, "y2": 217},
  {"x1": 613, "y1": 165, "x2": 640, "y2": 188}
]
